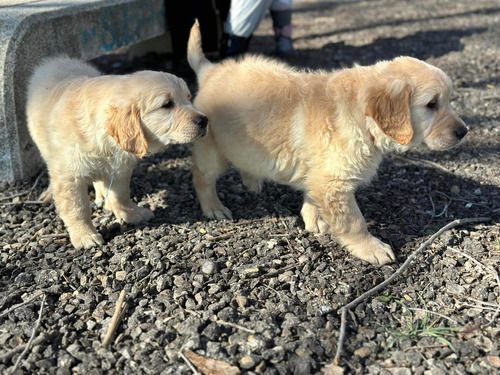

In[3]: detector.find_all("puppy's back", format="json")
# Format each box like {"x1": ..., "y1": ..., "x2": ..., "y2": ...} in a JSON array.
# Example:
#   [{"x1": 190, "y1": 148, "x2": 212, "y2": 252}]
[
  {"x1": 28, "y1": 56, "x2": 100, "y2": 99},
  {"x1": 27, "y1": 57, "x2": 102, "y2": 160}
]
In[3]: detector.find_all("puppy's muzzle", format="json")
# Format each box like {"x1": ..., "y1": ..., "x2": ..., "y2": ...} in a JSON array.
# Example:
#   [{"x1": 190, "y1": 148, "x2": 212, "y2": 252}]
[{"x1": 194, "y1": 115, "x2": 209, "y2": 136}]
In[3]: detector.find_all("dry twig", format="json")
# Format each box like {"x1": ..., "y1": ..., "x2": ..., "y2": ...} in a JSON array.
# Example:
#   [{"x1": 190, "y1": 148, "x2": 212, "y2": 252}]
[
  {"x1": 204, "y1": 231, "x2": 235, "y2": 241},
  {"x1": 102, "y1": 290, "x2": 128, "y2": 348},
  {"x1": 0, "y1": 291, "x2": 43, "y2": 319},
  {"x1": 332, "y1": 216, "x2": 492, "y2": 366},
  {"x1": 0, "y1": 172, "x2": 44, "y2": 202},
  {"x1": 10, "y1": 294, "x2": 46, "y2": 374},
  {"x1": 446, "y1": 246, "x2": 500, "y2": 327},
  {"x1": 391, "y1": 154, "x2": 451, "y2": 174},
  {"x1": 459, "y1": 303, "x2": 499, "y2": 312},
  {"x1": 214, "y1": 319, "x2": 256, "y2": 334},
  {"x1": 0, "y1": 331, "x2": 55, "y2": 363},
  {"x1": 408, "y1": 308, "x2": 459, "y2": 325},
  {"x1": 436, "y1": 191, "x2": 498, "y2": 212},
  {"x1": 18, "y1": 229, "x2": 44, "y2": 252},
  {"x1": 179, "y1": 351, "x2": 201, "y2": 375},
  {"x1": 184, "y1": 309, "x2": 256, "y2": 334},
  {"x1": 452, "y1": 294, "x2": 500, "y2": 308}
]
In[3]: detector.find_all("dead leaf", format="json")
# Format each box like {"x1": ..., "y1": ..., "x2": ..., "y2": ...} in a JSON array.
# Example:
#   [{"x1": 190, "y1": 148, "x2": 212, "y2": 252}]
[
  {"x1": 184, "y1": 351, "x2": 241, "y2": 375},
  {"x1": 458, "y1": 323, "x2": 481, "y2": 340},
  {"x1": 321, "y1": 363, "x2": 344, "y2": 375}
]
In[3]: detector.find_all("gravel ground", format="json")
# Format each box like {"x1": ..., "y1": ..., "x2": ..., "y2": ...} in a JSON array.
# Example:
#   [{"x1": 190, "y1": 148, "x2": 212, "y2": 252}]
[{"x1": 1, "y1": 0, "x2": 500, "y2": 374}]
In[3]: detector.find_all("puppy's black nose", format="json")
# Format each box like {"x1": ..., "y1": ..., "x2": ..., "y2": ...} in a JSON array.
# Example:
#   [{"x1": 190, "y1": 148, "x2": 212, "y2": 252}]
[
  {"x1": 455, "y1": 126, "x2": 468, "y2": 139},
  {"x1": 194, "y1": 115, "x2": 208, "y2": 129}
]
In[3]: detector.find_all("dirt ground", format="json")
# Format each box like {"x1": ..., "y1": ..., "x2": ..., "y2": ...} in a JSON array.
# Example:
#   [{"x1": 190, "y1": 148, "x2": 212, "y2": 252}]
[{"x1": 1, "y1": 0, "x2": 499, "y2": 374}]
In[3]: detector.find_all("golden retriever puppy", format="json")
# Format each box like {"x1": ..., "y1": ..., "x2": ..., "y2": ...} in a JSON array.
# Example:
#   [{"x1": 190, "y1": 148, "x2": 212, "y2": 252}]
[
  {"x1": 187, "y1": 21, "x2": 468, "y2": 265},
  {"x1": 27, "y1": 56, "x2": 208, "y2": 250}
]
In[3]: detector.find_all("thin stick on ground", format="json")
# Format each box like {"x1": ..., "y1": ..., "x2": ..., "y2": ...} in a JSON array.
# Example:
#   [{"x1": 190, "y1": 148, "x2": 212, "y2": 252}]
[
  {"x1": 446, "y1": 246, "x2": 500, "y2": 327},
  {"x1": 179, "y1": 351, "x2": 200, "y2": 375},
  {"x1": 102, "y1": 290, "x2": 128, "y2": 348},
  {"x1": 0, "y1": 171, "x2": 44, "y2": 202},
  {"x1": 333, "y1": 216, "x2": 492, "y2": 366},
  {"x1": 0, "y1": 200, "x2": 48, "y2": 207},
  {"x1": 204, "y1": 231, "x2": 235, "y2": 241},
  {"x1": 184, "y1": 308, "x2": 256, "y2": 334},
  {"x1": 0, "y1": 291, "x2": 43, "y2": 319},
  {"x1": 408, "y1": 308, "x2": 459, "y2": 325},
  {"x1": 1, "y1": 332, "x2": 55, "y2": 363},
  {"x1": 215, "y1": 319, "x2": 256, "y2": 334},
  {"x1": 10, "y1": 293, "x2": 46, "y2": 374},
  {"x1": 391, "y1": 154, "x2": 452, "y2": 174},
  {"x1": 19, "y1": 229, "x2": 44, "y2": 252},
  {"x1": 453, "y1": 294, "x2": 500, "y2": 308},
  {"x1": 459, "y1": 303, "x2": 499, "y2": 312}
]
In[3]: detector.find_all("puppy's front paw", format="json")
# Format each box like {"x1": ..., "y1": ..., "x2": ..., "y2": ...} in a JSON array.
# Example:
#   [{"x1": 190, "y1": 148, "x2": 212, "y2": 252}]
[
  {"x1": 115, "y1": 205, "x2": 154, "y2": 224},
  {"x1": 70, "y1": 229, "x2": 104, "y2": 250},
  {"x1": 203, "y1": 204, "x2": 233, "y2": 220},
  {"x1": 346, "y1": 236, "x2": 395, "y2": 265}
]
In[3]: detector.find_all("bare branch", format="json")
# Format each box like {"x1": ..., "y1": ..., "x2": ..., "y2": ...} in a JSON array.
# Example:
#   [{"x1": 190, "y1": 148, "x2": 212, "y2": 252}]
[
  {"x1": 10, "y1": 294, "x2": 46, "y2": 374},
  {"x1": 333, "y1": 216, "x2": 492, "y2": 365}
]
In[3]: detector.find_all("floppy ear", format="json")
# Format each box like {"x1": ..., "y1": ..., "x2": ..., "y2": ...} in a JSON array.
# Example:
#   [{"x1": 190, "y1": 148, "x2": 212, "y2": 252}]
[
  {"x1": 107, "y1": 104, "x2": 148, "y2": 157},
  {"x1": 365, "y1": 78, "x2": 413, "y2": 145}
]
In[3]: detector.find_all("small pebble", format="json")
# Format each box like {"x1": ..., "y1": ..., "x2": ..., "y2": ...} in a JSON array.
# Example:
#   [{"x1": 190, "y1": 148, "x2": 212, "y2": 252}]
[
  {"x1": 354, "y1": 347, "x2": 372, "y2": 358},
  {"x1": 201, "y1": 260, "x2": 216, "y2": 275},
  {"x1": 240, "y1": 267, "x2": 260, "y2": 277},
  {"x1": 235, "y1": 295, "x2": 248, "y2": 308},
  {"x1": 195, "y1": 292, "x2": 204, "y2": 304},
  {"x1": 240, "y1": 355, "x2": 257, "y2": 369},
  {"x1": 208, "y1": 284, "x2": 220, "y2": 294},
  {"x1": 298, "y1": 255, "x2": 309, "y2": 264}
]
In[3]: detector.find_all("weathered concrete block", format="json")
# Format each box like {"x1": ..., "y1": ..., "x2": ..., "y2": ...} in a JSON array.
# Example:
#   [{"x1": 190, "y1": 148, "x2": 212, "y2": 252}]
[{"x1": 0, "y1": 0, "x2": 167, "y2": 182}]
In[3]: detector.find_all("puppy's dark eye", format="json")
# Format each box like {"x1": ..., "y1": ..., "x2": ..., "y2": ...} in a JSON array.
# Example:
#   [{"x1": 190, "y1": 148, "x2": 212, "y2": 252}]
[
  {"x1": 163, "y1": 100, "x2": 174, "y2": 109},
  {"x1": 427, "y1": 99, "x2": 438, "y2": 110}
]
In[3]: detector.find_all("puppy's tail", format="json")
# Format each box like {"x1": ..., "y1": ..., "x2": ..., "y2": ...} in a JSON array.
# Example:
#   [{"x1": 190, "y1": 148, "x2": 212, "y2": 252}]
[{"x1": 187, "y1": 20, "x2": 213, "y2": 78}]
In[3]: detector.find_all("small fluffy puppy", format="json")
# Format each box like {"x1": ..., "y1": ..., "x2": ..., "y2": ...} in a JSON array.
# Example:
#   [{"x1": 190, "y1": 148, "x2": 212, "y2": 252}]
[
  {"x1": 27, "y1": 57, "x2": 208, "y2": 249},
  {"x1": 187, "y1": 21, "x2": 468, "y2": 265}
]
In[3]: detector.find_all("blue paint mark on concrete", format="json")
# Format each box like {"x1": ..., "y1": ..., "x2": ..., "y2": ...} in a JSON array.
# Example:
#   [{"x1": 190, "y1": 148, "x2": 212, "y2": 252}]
[
  {"x1": 81, "y1": 26, "x2": 97, "y2": 46},
  {"x1": 80, "y1": 0, "x2": 165, "y2": 51}
]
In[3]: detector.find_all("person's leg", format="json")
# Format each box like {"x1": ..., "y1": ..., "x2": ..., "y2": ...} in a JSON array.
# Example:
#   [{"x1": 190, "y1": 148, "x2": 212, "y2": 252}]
[
  {"x1": 270, "y1": 0, "x2": 294, "y2": 56},
  {"x1": 222, "y1": 0, "x2": 272, "y2": 57}
]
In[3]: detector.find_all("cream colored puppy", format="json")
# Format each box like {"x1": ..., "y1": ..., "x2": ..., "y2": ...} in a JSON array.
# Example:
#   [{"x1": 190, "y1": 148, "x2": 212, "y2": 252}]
[
  {"x1": 187, "y1": 22, "x2": 468, "y2": 265},
  {"x1": 27, "y1": 57, "x2": 208, "y2": 249}
]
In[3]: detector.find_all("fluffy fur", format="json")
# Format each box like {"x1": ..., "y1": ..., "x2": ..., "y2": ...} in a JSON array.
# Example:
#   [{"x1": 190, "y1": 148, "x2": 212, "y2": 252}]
[
  {"x1": 27, "y1": 57, "x2": 208, "y2": 249},
  {"x1": 187, "y1": 21, "x2": 468, "y2": 265}
]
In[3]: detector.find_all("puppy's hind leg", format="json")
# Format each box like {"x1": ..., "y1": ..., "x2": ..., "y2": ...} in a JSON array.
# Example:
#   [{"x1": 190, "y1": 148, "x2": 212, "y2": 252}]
[
  {"x1": 52, "y1": 174, "x2": 104, "y2": 249},
  {"x1": 93, "y1": 181, "x2": 108, "y2": 208},
  {"x1": 38, "y1": 181, "x2": 53, "y2": 203},
  {"x1": 241, "y1": 171, "x2": 263, "y2": 194},
  {"x1": 301, "y1": 193, "x2": 329, "y2": 233},
  {"x1": 97, "y1": 168, "x2": 154, "y2": 224},
  {"x1": 192, "y1": 136, "x2": 232, "y2": 220}
]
